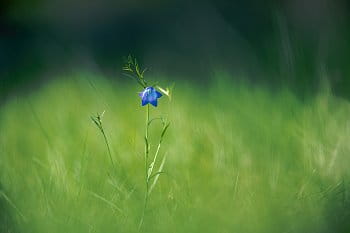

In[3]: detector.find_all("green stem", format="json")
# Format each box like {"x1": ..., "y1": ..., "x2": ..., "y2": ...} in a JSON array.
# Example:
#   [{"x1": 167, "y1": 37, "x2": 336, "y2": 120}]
[
  {"x1": 145, "y1": 105, "x2": 150, "y2": 179},
  {"x1": 139, "y1": 105, "x2": 150, "y2": 230},
  {"x1": 101, "y1": 127, "x2": 116, "y2": 171}
]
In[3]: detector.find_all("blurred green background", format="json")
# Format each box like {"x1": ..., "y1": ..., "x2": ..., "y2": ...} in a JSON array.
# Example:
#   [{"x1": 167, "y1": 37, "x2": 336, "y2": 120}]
[
  {"x1": 1, "y1": 0, "x2": 350, "y2": 98},
  {"x1": 1, "y1": 1, "x2": 350, "y2": 233}
]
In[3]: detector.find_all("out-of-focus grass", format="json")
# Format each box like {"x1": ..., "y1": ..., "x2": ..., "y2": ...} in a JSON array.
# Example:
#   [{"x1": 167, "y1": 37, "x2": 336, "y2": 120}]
[{"x1": 0, "y1": 72, "x2": 350, "y2": 233}]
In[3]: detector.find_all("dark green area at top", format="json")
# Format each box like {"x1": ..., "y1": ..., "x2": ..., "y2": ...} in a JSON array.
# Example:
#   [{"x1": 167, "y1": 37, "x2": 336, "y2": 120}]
[{"x1": 0, "y1": 0, "x2": 349, "y2": 100}]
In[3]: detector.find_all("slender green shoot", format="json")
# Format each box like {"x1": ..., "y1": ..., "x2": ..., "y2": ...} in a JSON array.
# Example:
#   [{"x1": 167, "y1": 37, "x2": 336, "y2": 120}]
[
  {"x1": 123, "y1": 55, "x2": 171, "y2": 231},
  {"x1": 91, "y1": 111, "x2": 116, "y2": 170}
]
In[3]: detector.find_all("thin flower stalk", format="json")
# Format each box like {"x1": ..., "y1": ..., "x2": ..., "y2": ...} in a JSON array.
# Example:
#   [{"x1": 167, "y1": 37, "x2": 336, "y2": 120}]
[{"x1": 122, "y1": 55, "x2": 171, "y2": 230}]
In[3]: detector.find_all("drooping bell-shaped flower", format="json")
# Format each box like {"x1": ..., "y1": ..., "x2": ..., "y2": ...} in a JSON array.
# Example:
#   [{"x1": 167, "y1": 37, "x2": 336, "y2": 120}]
[{"x1": 139, "y1": 87, "x2": 162, "y2": 107}]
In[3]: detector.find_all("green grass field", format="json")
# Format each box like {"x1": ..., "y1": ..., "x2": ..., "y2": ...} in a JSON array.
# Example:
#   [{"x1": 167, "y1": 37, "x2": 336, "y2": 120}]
[{"x1": 1, "y1": 72, "x2": 350, "y2": 233}]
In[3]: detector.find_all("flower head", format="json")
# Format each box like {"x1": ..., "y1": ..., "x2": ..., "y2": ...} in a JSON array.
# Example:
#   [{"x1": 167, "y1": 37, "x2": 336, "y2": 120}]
[{"x1": 139, "y1": 87, "x2": 162, "y2": 107}]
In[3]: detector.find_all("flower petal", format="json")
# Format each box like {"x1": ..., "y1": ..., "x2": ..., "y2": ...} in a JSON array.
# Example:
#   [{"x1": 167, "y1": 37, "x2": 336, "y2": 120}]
[
  {"x1": 156, "y1": 91, "x2": 162, "y2": 98},
  {"x1": 150, "y1": 99, "x2": 158, "y2": 107},
  {"x1": 142, "y1": 98, "x2": 149, "y2": 106}
]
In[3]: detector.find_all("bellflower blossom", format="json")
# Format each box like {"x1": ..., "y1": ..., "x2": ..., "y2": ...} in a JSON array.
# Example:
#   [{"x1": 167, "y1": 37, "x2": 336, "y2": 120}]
[{"x1": 139, "y1": 87, "x2": 162, "y2": 107}]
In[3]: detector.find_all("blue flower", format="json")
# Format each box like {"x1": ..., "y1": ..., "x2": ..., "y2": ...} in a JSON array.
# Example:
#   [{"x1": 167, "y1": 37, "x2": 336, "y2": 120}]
[{"x1": 139, "y1": 87, "x2": 162, "y2": 107}]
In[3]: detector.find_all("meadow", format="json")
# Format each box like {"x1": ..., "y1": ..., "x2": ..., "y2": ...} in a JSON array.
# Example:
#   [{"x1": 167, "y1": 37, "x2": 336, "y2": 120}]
[{"x1": 0, "y1": 71, "x2": 350, "y2": 233}]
